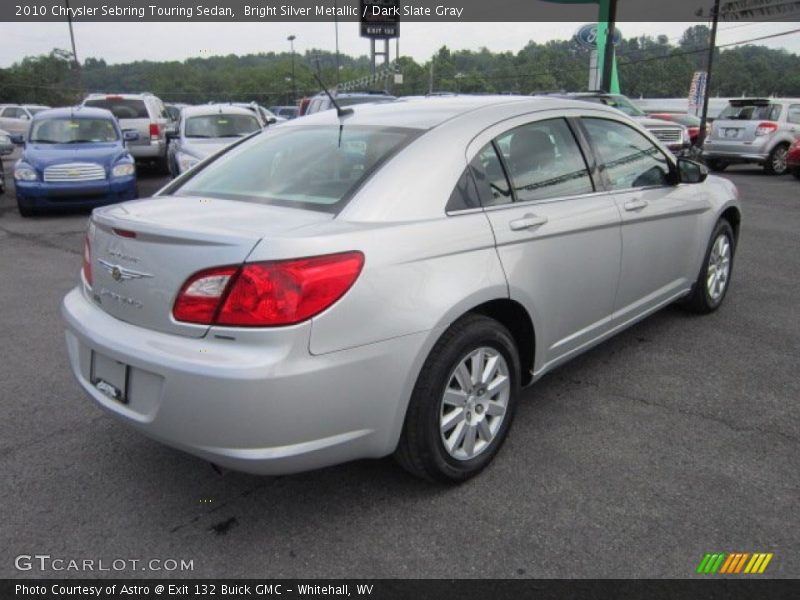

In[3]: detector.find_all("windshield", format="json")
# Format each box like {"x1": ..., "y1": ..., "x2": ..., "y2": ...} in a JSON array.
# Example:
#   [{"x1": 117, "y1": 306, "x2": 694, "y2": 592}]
[
  {"x1": 29, "y1": 118, "x2": 119, "y2": 144},
  {"x1": 337, "y1": 96, "x2": 396, "y2": 108},
  {"x1": 171, "y1": 125, "x2": 420, "y2": 212},
  {"x1": 581, "y1": 95, "x2": 645, "y2": 117},
  {"x1": 718, "y1": 103, "x2": 781, "y2": 121},
  {"x1": 84, "y1": 98, "x2": 148, "y2": 119},
  {"x1": 26, "y1": 107, "x2": 48, "y2": 116},
  {"x1": 184, "y1": 114, "x2": 261, "y2": 138}
]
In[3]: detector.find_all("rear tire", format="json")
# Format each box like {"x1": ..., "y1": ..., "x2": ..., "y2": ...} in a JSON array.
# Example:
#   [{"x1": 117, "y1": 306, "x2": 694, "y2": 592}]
[
  {"x1": 394, "y1": 314, "x2": 520, "y2": 483},
  {"x1": 156, "y1": 154, "x2": 171, "y2": 176},
  {"x1": 764, "y1": 144, "x2": 789, "y2": 175},
  {"x1": 706, "y1": 159, "x2": 729, "y2": 173},
  {"x1": 680, "y1": 220, "x2": 736, "y2": 314}
]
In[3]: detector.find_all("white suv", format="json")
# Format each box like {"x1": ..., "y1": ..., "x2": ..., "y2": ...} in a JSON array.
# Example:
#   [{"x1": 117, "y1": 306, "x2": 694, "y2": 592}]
[{"x1": 82, "y1": 93, "x2": 174, "y2": 173}]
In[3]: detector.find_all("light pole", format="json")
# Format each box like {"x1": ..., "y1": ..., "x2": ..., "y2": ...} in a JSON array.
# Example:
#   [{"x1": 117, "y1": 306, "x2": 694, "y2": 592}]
[{"x1": 287, "y1": 35, "x2": 297, "y2": 102}]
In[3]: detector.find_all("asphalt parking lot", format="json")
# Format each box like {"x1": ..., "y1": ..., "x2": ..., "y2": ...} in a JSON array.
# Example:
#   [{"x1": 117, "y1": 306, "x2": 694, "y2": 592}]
[{"x1": 0, "y1": 158, "x2": 798, "y2": 579}]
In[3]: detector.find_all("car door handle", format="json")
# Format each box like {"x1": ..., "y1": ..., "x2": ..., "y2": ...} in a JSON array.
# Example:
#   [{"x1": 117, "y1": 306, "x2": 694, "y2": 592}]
[
  {"x1": 509, "y1": 214, "x2": 548, "y2": 231},
  {"x1": 623, "y1": 199, "x2": 649, "y2": 212}
]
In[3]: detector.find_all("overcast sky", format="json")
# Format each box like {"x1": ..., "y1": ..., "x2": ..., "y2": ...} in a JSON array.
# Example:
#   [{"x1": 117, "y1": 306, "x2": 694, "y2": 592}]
[{"x1": 0, "y1": 20, "x2": 798, "y2": 68}]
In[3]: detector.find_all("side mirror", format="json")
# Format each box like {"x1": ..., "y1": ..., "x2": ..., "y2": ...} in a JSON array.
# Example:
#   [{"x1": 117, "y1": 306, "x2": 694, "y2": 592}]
[
  {"x1": 165, "y1": 130, "x2": 179, "y2": 140},
  {"x1": 10, "y1": 134, "x2": 25, "y2": 145},
  {"x1": 678, "y1": 158, "x2": 708, "y2": 184},
  {"x1": 266, "y1": 117, "x2": 277, "y2": 125},
  {"x1": 122, "y1": 129, "x2": 139, "y2": 142}
]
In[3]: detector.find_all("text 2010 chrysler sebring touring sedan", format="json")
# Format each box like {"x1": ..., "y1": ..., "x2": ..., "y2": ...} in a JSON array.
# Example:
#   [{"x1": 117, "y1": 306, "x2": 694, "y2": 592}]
[{"x1": 62, "y1": 96, "x2": 741, "y2": 482}]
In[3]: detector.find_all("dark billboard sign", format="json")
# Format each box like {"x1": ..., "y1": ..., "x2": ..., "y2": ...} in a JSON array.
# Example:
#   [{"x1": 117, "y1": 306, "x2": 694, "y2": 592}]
[{"x1": 360, "y1": 0, "x2": 400, "y2": 39}]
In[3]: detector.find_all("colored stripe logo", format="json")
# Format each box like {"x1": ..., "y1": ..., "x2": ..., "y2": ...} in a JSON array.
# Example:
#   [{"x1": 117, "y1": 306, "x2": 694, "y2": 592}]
[{"x1": 697, "y1": 552, "x2": 773, "y2": 574}]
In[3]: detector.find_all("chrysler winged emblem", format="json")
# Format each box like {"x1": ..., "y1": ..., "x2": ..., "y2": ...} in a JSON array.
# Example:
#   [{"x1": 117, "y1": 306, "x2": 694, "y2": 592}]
[{"x1": 98, "y1": 259, "x2": 153, "y2": 282}]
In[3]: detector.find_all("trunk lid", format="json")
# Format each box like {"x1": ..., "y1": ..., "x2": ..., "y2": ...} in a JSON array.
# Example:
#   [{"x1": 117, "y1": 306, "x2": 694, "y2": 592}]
[{"x1": 87, "y1": 196, "x2": 333, "y2": 337}]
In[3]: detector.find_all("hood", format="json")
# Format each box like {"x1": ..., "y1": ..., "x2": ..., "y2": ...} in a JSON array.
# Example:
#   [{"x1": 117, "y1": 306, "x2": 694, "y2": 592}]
[
  {"x1": 21, "y1": 141, "x2": 130, "y2": 170},
  {"x1": 181, "y1": 138, "x2": 240, "y2": 159},
  {"x1": 634, "y1": 116, "x2": 685, "y2": 130}
]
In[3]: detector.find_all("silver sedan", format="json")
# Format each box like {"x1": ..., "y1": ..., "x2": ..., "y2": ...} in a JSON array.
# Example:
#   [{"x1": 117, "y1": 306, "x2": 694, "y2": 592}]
[{"x1": 62, "y1": 96, "x2": 741, "y2": 482}]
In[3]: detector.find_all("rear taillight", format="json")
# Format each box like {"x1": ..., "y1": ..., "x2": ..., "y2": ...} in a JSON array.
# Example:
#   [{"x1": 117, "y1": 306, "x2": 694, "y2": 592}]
[
  {"x1": 173, "y1": 252, "x2": 364, "y2": 327},
  {"x1": 149, "y1": 123, "x2": 160, "y2": 139},
  {"x1": 755, "y1": 122, "x2": 778, "y2": 136},
  {"x1": 82, "y1": 236, "x2": 92, "y2": 287}
]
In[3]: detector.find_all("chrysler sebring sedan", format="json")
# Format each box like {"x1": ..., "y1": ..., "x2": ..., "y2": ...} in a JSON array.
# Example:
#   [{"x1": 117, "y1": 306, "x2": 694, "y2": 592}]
[{"x1": 62, "y1": 96, "x2": 741, "y2": 482}]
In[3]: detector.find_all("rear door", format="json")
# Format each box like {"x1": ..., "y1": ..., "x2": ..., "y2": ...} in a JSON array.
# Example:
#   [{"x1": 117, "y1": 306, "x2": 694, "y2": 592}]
[
  {"x1": 579, "y1": 117, "x2": 711, "y2": 321},
  {"x1": 471, "y1": 113, "x2": 622, "y2": 366}
]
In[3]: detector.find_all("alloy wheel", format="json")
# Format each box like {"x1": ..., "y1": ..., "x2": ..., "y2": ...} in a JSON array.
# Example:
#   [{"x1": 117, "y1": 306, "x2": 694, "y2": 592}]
[{"x1": 440, "y1": 347, "x2": 510, "y2": 461}]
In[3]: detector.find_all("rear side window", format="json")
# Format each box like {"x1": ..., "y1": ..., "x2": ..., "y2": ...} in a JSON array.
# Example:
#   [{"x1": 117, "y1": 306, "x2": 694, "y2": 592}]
[
  {"x1": 84, "y1": 98, "x2": 148, "y2": 119},
  {"x1": 582, "y1": 118, "x2": 671, "y2": 190},
  {"x1": 494, "y1": 118, "x2": 594, "y2": 203},
  {"x1": 470, "y1": 142, "x2": 512, "y2": 207},
  {"x1": 172, "y1": 125, "x2": 420, "y2": 213},
  {"x1": 718, "y1": 103, "x2": 782, "y2": 121},
  {"x1": 788, "y1": 105, "x2": 800, "y2": 125}
]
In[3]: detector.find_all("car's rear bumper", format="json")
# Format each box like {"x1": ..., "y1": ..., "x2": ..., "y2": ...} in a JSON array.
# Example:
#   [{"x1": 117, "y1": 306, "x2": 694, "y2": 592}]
[
  {"x1": 62, "y1": 286, "x2": 430, "y2": 475},
  {"x1": 128, "y1": 140, "x2": 166, "y2": 159},
  {"x1": 15, "y1": 177, "x2": 137, "y2": 209},
  {"x1": 703, "y1": 138, "x2": 770, "y2": 163}
]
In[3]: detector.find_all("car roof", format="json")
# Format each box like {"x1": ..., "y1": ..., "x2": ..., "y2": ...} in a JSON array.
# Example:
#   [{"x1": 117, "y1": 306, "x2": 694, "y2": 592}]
[
  {"x1": 181, "y1": 104, "x2": 260, "y2": 118},
  {"x1": 283, "y1": 94, "x2": 617, "y2": 130},
  {"x1": 32, "y1": 106, "x2": 116, "y2": 120}
]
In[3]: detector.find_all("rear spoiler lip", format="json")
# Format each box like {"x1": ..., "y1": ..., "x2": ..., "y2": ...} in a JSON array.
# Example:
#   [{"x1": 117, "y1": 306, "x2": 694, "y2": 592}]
[{"x1": 728, "y1": 98, "x2": 771, "y2": 107}]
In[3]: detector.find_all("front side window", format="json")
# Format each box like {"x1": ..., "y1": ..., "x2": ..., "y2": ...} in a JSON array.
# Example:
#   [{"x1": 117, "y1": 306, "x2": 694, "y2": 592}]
[
  {"x1": 494, "y1": 118, "x2": 594, "y2": 203},
  {"x1": 29, "y1": 118, "x2": 119, "y2": 144},
  {"x1": 171, "y1": 125, "x2": 419, "y2": 212},
  {"x1": 184, "y1": 114, "x2": 261, "y2": 138},
  {"x1": 582, "y1": 118, "x2": 671, "y2": 190}
]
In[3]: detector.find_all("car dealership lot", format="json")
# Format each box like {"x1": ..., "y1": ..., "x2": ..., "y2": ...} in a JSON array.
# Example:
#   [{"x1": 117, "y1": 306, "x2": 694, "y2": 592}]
[{"x1": 1, "y1": 163, "x2": 798, "y2": 578}]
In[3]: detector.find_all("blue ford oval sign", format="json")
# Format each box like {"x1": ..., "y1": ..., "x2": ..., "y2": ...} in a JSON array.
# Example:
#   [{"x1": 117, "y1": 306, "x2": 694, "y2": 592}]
[{"x1": 575, "y1": 23, "x2": 622, "y2": 49}]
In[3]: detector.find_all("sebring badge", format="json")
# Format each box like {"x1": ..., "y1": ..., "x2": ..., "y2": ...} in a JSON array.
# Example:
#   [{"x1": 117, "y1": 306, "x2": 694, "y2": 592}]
[{"x1": 97, "y1": 259, "x2": 153, "y2": 282}]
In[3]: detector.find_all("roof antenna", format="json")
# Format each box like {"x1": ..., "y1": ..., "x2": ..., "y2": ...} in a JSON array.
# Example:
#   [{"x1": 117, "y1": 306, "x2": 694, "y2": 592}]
[{"x1": 310, "y1": 61, "x2": 353, "y2": 118}]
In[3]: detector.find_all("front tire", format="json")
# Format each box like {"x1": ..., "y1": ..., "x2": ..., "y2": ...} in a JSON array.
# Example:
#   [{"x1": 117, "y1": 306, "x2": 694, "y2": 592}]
[
  {"x1": 706, "y1": 159, "x2": 729, "y2": 173},
  {"x1": 394, "y1": 314, "x2": 520, "y2": 483},
  {"x1": 764, "y1": 144, "x2": 789, "y2": 175},
  {"x1": 681, "y1": 220, "x2": 736, "y2": 314}
]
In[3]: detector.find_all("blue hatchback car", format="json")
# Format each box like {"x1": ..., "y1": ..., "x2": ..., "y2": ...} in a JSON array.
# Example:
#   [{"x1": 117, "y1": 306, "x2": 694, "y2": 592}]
[{"x1": 14, "y1": 106, "x2": 138, "y2": 216}]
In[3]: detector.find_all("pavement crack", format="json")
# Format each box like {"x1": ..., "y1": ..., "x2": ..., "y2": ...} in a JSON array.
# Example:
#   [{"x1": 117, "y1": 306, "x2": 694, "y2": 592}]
[
  {"x1": 604, "y1": 386, "x2": 800, "y2": 445},
  {"x1": 0, "y1": 224, "x2": 83, "y2": 255}
]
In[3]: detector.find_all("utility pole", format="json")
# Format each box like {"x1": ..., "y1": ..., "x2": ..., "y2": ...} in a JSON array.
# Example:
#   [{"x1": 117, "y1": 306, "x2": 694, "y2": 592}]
[
  {"x1": 287, "y1": 35, "x2": 297, "y2": 102},
  {"x1": 697, "y1": 0, "x2": 721, "y2": 148},
  {"x1": 64, "y1": 0, "x2": 82, "y2": 97}
]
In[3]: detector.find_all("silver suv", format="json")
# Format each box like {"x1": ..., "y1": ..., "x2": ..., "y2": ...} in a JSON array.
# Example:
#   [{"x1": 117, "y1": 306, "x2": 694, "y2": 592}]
[
  {"x1": 703, "y1": 98, "x2": 800, "y2": 175},
  {"x1": 0, "y1": 104, "x2": 51, "y2": 137},
  {"x1": 82, "y1": 93, "x2": 174, "y2": 173}
]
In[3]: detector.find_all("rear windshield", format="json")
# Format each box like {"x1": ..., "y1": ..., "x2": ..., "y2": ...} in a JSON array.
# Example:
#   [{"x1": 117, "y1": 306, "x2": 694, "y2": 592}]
[
  {"x1": 84, "y1": 98, "x2": 148, "y2": 119},
  {"x1": 26, "y1": 107, "x2": 48, "y2": 116},
  {"x1": 185, "y1": 114, "x2": 261, "y2": 138},
  {"x1": 579, "y1": 95, "x2": 645, "y2": 117},
  {"x1": 171, "y1": 125, "x2": 420, "y2": 212},
  {"x1": 30, "y1": 118, "x2": 119, "y2": 144},
  {"x1": 718, "y1": 103, "x2": 781, "y2": 121}
]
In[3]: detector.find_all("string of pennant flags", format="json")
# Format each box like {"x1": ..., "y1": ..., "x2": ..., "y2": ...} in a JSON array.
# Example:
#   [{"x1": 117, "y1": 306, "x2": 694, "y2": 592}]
[{"x1": 335, "y1": 63, "x2": 401, "y2": 92}]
